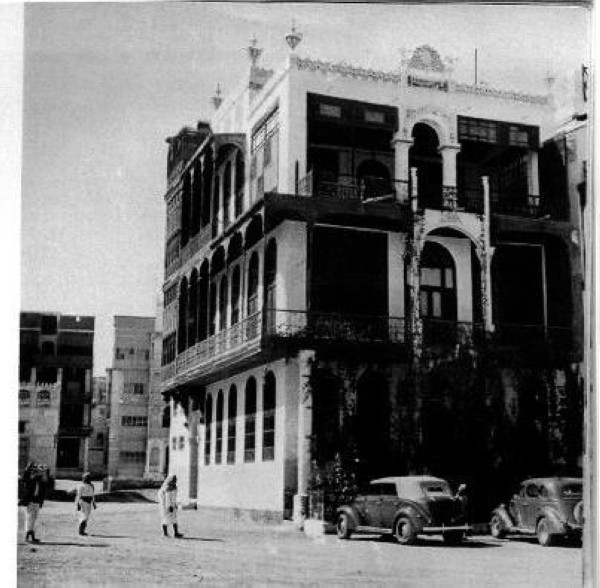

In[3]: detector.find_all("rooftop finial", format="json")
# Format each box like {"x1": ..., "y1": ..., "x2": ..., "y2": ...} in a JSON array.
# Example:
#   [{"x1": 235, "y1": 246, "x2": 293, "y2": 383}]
[
  {"x1": 248, "y1": 36, "x2": 263, "y2": 67},
  {"x1": 211, "y1": 84, "x2": 223, "y2": 110},
  {"x1": 286, "y1": 21, "x2": 302, "y2": 51}
]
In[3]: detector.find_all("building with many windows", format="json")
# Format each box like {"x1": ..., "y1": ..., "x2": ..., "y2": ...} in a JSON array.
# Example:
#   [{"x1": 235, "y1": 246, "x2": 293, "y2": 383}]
[
  {"x1": 19, "y1": 312, "x2": 94, "y2": 477},
  {"x1": 106, "y1": 316, "x2": 155, "y2": 479},
  {"x1": 160, "y1": 42, "x2": 584, "y2": 522},
  {"x1": 89, "y1": 376, "x2": 108, "y2": 477}
]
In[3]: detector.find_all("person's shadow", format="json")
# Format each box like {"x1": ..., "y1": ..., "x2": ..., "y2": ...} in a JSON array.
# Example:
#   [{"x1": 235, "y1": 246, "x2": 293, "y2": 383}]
[{"x1": 25, "y1": 541, "x2": 109, "y2": 548}]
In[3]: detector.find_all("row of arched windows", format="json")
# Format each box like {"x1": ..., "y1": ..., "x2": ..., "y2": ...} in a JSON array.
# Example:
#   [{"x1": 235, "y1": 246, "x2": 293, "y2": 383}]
[
  {"x1": 180, "y1": 147, "x2": 245, "y2": 249},
  {"x1": 204, "y1": 372, "x2": 276, "y2": 466},
  {"x1": 174, "y1": 230, "x2": 277, "y2": 358}
]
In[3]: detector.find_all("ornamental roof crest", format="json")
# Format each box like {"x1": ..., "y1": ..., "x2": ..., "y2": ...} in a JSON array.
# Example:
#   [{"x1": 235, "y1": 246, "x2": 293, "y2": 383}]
[{"x1": 407, "y1": 45, "x2": 446, "y2": 73}]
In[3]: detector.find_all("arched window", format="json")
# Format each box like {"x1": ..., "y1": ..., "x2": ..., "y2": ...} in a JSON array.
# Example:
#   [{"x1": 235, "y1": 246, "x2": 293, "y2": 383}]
[
  {"x1": 149, "y1": 446, "x2": 160, "y2": 467},
  {"x1": 244, "y1": 377, "x2": 257, "y2": 462},
  {"x1": 181, "y1": 171, "x2": 192, "y2": 247},
  {"x1": 219, "y1": 276, "x2": 228, "y2": 331},
  {"x1": 204, "y1": 395, "x2": 213, "y2": 465},
  {"x1": 247, "y1": 252, "x2": 259, "y2": 316},
  {"x1": 177, "y1": 277, "x2": 188, "y2": 353},
  {"x1": 264, "y1": 240, "x2": 277, "y2": 333},
  {"x1": 37, "y1": 389, "x2": 51, "y2": 407},
  {"x1": 212, "y1": 175, "x2": 221, "y2": 239},
  {"x1": 188, "y1": 269, "x2": 198, "y2": 347},
  {"x1": 198, "y1": 261, "x2": 209, "y2": 341},
  {"x1": 19, "y1": 389, "x2": 31, "y2": 407},
  {"x1": 209, "y1": 282, "x2": 217, "y2": 337},
  {"x1": 419, "y1": 242, "x2": 457, "y2": 320},
  {"x1": 215, "y1": 391, "x2": 224, "y2": 464},
  {"x1": 409, "y1": 123, "x2": 442, "y2": 209},
  {"x1": 191, "y1": 160, "x2": 202, "y2": 235},
  {"x1": 231, "y1": 266, "x2": 241, "y2": 325},
  {"x1": 223, "y1": 161, "x2": 232, "y2": 229},
  {"x1": 227, "y1": 385, "x2": 237, "y2": 464},
  {"x1": 247, "y1": 253, "x2": 260, "y2": 339},
  {"x1": 162, "y1": 406, "x2": 171, "y2": 429},
  {"x1": 235, "y1": 150, "x2": 245, "y2": 217},
  {"x1": 262, "y1": 372, "x2": 276, "y2": 461},
  {"x1": 41, "y1": 341, "x2": 55, "y2": 357},
  {"x1": 201, "y1": 150, "x2": 213, "y2": 228}
]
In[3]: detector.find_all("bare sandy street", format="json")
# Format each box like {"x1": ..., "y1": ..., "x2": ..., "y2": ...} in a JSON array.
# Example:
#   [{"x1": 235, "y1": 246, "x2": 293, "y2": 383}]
[{"x1": 17, "y1": 500, "x2": 582, "y2": 588}]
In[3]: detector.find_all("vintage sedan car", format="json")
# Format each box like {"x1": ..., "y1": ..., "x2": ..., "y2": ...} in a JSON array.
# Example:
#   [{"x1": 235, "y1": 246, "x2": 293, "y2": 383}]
[
  {"x1": 490, "y1": 477, "x2": 583, "y2": 546},
  {"x1": 336, "y1": 476, "x2": 470, "y2": 545}
]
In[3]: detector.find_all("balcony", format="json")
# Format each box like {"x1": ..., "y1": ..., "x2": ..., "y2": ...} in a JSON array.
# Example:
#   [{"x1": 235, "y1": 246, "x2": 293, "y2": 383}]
[
  {"x1": 265, "y1": 309, "x2": 405, "y2": 346},
  {"x1": 492, "y1": 323, "x2": 572, "y2": 356},
  {"x1": 297, "y1": 170, "x2": 565, "y2": 221},
  {"x1": 298, "y1": 171, "x2": 409, "y2": 204},
  {"x1": 420, "y1": 319, "x2": 485, "y2": 349}
]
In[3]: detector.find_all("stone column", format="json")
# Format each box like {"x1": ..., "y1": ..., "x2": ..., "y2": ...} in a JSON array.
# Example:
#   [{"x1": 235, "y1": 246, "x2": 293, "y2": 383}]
[
  {"x1": 439, "y1": 143, "x2": 461, "y2": 209},
  {"x1": 480, "y1": 176, "x2": 494, "y2": 332},
  {"x1": 406, "y1": 179, "x2": 424, "y2": 361},
  {"x1": 294, "y1": 349, "x2": 315, "y2": 527},
  {"x1": 391, "y1": 134, "x2": 413, "y2": 204},
  {"x1": 188, "y1": 395, "x2": 200, "y2": 500}
]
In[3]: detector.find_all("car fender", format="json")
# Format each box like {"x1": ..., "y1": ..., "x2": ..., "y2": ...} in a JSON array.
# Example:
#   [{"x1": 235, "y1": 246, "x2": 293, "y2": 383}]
[
  {"x1": 394, "y1": 503, "x2": 426, "y2": 533},
  {"x1": 335, "y1": 506, "x2": 360, "y2": 530},
  {"x1": 537, "y1": 506, "x2": 566, "y2": 534},
  {"x1": 492, "y1": 504, "x2": 514, "y2": 529}
]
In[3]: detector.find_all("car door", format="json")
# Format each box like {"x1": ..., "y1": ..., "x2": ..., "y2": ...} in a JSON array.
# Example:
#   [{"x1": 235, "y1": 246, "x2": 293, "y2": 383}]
[
  {"x1": 362, "y1": 482, "x2": 383, "y2": 528},
  {"x1": 510, "y1": 484, "x2": 528, "y2": 528},
  {"x1": 522, "y1": 482, "x2": 540, "y2": 530},
  {"x1": 378, "y1": 482, "x2": 400, "y2": 530}
]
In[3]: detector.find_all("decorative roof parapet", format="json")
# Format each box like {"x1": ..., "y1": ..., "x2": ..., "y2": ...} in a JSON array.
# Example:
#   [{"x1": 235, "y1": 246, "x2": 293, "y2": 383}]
[
  {"x1": 291, "y1": 55, "x2": 401, "y2": 84},
  {"x1": 454, "y1": 82, "x2": 548, "y2": 105}
]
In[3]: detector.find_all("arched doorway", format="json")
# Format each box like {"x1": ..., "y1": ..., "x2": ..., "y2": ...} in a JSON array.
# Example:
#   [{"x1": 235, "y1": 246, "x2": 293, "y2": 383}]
[
  {"x1": 355, "y1": 371, "x2": 389, "y2": 481},
  {"x1": 409, "y1": 123, "x2": 442, "y2": 209},
  {"x1": 420, "y1": 241, "x2": 457, "y2": 321}
]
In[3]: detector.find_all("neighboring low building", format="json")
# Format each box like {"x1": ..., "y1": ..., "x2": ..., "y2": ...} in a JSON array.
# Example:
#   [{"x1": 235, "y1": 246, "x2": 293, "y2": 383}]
[
  {"x1": 106, "y1": 316, "x2": 154, "y2": 479},
  {"x1": 145, "y1": 306, "x2": 170, "y2": 481},
  {"x1": 89, "y1": 376, "x2": 108, "y2": 477},
  {"x1": 19, "y1": 312, "x2": 94, "y2": 478}
]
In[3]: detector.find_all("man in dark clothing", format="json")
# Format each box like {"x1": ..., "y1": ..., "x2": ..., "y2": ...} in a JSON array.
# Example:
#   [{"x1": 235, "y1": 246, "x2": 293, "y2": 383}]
[{"x1": 20, "y1": 463, "x2": 48, "y2": 543}]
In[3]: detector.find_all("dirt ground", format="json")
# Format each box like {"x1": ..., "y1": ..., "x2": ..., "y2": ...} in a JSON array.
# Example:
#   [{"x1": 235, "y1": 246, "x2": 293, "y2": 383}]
[{"x1": 17, "y1": 500, "x2": 582, "y2": 588}]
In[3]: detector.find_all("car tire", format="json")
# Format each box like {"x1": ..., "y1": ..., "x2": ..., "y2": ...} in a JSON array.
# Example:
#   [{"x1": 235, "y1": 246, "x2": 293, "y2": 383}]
[
  {"x1": 536, "y1": 518, "x2": 556, "y2": 547},
  {"x1": 336, "y1": 513, "x2": 352, "y2": 540},
  {"x1": 394, "y1": 516, "x2": 417, "y2": 546},
  {"x1": 490, "y1": 515, "x2": 507, "y2": 539},
  {"x1": 443, "y1": 531, "x2": 464, "y2": 546}
]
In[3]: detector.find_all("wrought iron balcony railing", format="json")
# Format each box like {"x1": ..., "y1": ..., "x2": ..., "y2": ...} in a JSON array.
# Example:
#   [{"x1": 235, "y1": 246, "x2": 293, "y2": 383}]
[
  {"x1": 265, "y1": 309, "x2": 406, "y2": 345},
  {"x1": 297, "y1": 171, "x2": 409, "y2": 204},
  {"x1": 420, "y1": 318, "x2": 485, "y2": 348}
]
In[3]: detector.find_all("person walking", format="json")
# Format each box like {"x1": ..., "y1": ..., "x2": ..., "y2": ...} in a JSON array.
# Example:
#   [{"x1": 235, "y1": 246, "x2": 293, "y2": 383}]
[
  {"x1": 75, "y1": 472, "x2": 96, "y2": 536},
  {"x1": 157, "y1": 475, "x2": 183, "y2": 538},
  {"x1": 20, "y1": 463, "x2": 48, "y2": 543}
]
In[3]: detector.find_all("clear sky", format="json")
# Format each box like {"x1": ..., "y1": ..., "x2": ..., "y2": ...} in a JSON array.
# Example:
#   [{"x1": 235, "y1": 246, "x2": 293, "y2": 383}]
[{"x1": 19, "y1": 2, "x2": 590, "y2": 376}]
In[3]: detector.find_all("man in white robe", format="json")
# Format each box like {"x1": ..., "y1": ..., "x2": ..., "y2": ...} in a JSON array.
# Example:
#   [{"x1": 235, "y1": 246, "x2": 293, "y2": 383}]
[
  {"x1": 75, "y1": 472, "x2": 96, "y2": 536},
  {"x1": 157, "y1": 475, "x2": 183, "y2": 537}
]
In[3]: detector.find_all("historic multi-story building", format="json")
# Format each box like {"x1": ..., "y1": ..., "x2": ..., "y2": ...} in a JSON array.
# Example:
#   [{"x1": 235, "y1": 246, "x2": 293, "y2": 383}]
[
  {"x1": 106, "y1": 316, "x2": 154, "y2": 479},
  {"x1": 160, "y1": 41, "x2": 584, "y2": 522},
  {"x1": 19, "y1": 312, "x2": 94, "y2": 477}
]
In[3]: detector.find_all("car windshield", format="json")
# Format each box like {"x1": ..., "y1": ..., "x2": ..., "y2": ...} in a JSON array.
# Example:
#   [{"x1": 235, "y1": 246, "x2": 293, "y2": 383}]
[
  {"x1": 421, "y1": 482, "x2": 452, "y2": 497},
  {"x1": 561, "y1": 483, "x2": 582, "y2": 497}
]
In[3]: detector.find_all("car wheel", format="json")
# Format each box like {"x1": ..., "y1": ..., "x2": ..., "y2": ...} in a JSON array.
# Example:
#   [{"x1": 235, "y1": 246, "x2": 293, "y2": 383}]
[
  {"x1": 443, "y1": 531, "x2": 464, "y2": 546},
  {"x1": 336, "y1": 513, "x2": 352, "y2": 540},
  {"x1": 490, "y1": 515, "x2": 507, "y2": 539},
  {"x1": 394, "y1": 516, "x2": 417, "y2": 545},
  {"x1": 536, "y1": 518, "x2": 556, "y2": 547}
]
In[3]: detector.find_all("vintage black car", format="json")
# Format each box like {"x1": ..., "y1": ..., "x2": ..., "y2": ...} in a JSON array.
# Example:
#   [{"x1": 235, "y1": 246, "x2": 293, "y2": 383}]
[
  {"x1": 490, "y1": 477, "x2": 583, "y2": 546},
  {"x1": 336, "y1": 476, "x2": 470, "y2": 545}
]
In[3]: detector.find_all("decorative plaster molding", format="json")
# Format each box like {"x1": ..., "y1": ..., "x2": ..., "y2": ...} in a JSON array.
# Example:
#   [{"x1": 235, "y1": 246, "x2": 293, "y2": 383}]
[
  {"x1": 292, "y1": 55, "x2": 401, "y2": 84},
  {"x1": 454, "y1": 82, "x2": 548, "y2": 105}
]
